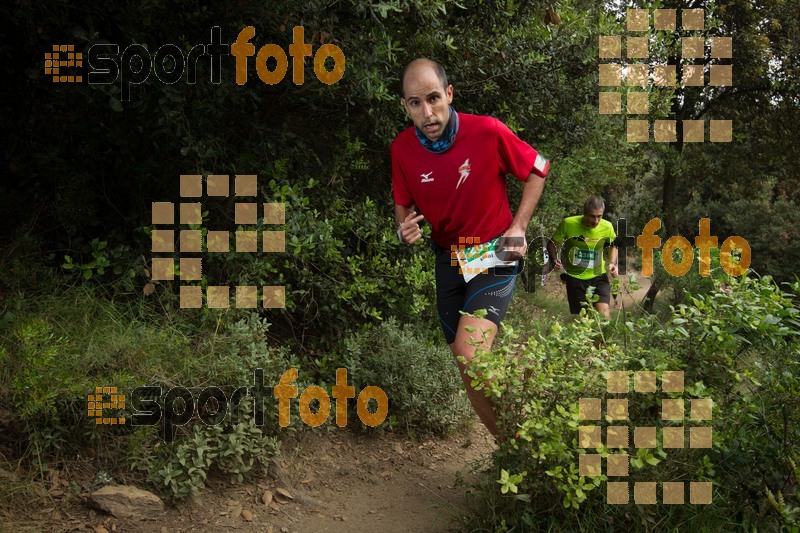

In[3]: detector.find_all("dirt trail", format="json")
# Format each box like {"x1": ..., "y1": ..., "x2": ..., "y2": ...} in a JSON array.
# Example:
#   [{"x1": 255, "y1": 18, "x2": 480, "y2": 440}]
[
  {"x1": 279, "y1": 424, "x2": 494, "y2": 532},
  {"x1": 3, "y1": 423, "x2": 495, "y2": 532},
  {"x1": 537, "y1": 267, "x2": 652, "y2": 314}
]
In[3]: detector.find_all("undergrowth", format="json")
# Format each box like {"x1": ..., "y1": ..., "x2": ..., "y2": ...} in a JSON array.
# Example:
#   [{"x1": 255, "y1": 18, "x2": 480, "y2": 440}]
[{"x1": 464, "y1": 275, "x2": 800, "y2": 531}]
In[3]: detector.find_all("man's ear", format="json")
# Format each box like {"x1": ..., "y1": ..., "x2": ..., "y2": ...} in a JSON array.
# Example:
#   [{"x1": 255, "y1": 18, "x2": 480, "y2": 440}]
[
  {"x1": 446, "y1": 85, "x2": 453, "y2": 104},
  {"x1": 400, "y1": 97, "x2": 409, "y2": 114}
]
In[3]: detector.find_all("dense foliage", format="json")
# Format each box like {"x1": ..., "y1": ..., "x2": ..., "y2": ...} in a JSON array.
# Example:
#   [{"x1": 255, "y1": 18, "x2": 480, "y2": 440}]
[
  {"x1": 467, "y1": 275, "x2": 800, "y2": 530},
  {"x1": 340, "y1": 318, "x2": 474, "y2": 435},
  {"x1": 1, "y1": 0, "x2": 799, "y2": 528}
]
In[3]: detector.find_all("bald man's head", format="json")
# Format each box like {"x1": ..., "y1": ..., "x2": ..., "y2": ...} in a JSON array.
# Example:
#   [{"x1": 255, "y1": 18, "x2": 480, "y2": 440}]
[
  {"x1": 399, "y1": 58, "x2": 454, "y2": 141},
  {"x1": 399, "y1": 58, "x2": 448, "y2": 98}
]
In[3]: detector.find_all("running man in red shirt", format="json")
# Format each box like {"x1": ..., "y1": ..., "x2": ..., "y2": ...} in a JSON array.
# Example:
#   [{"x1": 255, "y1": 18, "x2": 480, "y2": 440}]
[{"x1": 392, "y1": 58, "x2": 550, "y2": 437}]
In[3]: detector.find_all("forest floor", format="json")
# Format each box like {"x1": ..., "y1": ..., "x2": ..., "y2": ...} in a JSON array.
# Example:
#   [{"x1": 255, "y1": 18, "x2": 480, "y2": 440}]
[
  {"x1": 1, "y1": 423, "x2": 496, "y2": 532},
  {"x1": 1, "y1": 270, "x2": 652, "y2": 532}
]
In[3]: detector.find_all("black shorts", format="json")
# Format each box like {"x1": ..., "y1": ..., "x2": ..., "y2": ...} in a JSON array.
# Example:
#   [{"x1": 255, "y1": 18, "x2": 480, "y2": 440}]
[
  {"x1": 562, "y1": 273, "x2": 611, "y2": 314},
  {"x1": 434, "y1": 245, "x2": 519, "y2": 345}
]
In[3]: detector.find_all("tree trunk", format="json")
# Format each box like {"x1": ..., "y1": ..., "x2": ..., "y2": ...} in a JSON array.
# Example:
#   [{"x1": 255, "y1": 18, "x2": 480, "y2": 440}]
[{"x1": 643, "y1": 160, "x2": 678, "y2": 312}]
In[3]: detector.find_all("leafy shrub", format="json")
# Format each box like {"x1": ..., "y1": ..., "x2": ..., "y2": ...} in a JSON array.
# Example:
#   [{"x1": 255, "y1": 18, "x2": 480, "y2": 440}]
[
  {"x1": 340, "y1": 318, "x2": 473, "y2": 436},
  {"x1": 197, "y1": 176, "x2": 437, "y2": 352},
  {"x1": 653, "y1": 245, "x2": 742, "y2": 308},
  {"x1": 766, "y1": 457, "x2": 800, "y2": 528},
  {"x1": 62, "y1": 238, "x2": 138, "y2": 287},
  {"x1": 465, "y1": 275, "x2": 800, "y2": 530},
  {"x1": 130, "y1": 402, "x2": 280, "y2": 500},
  {"x1": 0, "y1": 284, "x2": 295, "y2": 494}
]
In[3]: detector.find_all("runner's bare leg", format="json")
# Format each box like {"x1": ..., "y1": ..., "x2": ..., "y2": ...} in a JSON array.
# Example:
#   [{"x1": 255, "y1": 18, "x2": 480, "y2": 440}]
[{"x1": 449, "y1": 314, "x2": 500, "y2": 436}]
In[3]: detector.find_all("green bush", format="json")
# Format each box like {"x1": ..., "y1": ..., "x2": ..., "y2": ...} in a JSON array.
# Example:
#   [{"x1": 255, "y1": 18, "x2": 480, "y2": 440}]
[
  {"x1": 129, "y1": 401, "x2": 281, "y2": 500},
  {"x1": 464, "y1": 275, "x2": 800, "y2": 531},
  {"x1": 0, "y1": 284, "x2": 294, "y2": 497},
  {"x1": 196, "y1": 176, "x2": 437, "y2": 352},
  {"x1": 767, "y1": 457, "x2": 800, "y2": 528},
  {"x1": 340, "y1": 318, "x2": 473, "y2": 436}
]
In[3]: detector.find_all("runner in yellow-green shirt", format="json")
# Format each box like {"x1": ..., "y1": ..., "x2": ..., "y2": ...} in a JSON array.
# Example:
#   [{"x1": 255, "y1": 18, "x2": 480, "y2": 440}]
[{"x1": 547, "y1": 196, "x2": 618, "y2": 318}]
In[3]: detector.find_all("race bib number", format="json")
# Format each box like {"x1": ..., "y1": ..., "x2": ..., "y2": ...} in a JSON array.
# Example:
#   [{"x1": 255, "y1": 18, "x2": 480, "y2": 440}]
[
  {"x1": 455, "y1": 237, "x2": 518, "y2": 283},
  {"x1": 572, "y1": 248, "x2": 598, "y2": 270}
]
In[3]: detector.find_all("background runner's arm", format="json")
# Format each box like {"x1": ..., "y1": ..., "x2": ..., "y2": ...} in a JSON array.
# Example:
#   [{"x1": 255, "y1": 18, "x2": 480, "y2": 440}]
[
  {"x1": 607, "y1": 244, "x2": 618, "y2": 264},
  {"x1": 547, "y1": 240, "x2": 562, "y2": 270},
  {"x1": 607, "y1": 244, "x2": 618, "y2": 276}
]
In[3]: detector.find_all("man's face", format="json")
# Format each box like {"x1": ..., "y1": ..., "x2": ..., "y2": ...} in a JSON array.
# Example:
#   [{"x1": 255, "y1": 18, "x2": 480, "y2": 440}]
[
  {"x1": 582, "y1": 208, "x2": 604, "y2": 228},
  {"x1": 401, "y1": 65, "x2": 453, "y2": 142}
]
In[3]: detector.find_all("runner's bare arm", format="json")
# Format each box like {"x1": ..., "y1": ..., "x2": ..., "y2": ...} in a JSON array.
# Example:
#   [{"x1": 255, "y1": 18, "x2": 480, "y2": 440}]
[
  {"x1": 394, "y1": 204, "x2": 414, "y2": 226},
  {"x1": 607, "y1": 244, "x2": 618, "y2": 277},
  {"x1": 394, "y1": 204, "x2": 425, "y2": 245},
  {"x1": 547, "y1": 240, "x2": 562, "y2": 270},
  {"x1": 499, "y1": 173, "x2": 546, "y2": 255}
]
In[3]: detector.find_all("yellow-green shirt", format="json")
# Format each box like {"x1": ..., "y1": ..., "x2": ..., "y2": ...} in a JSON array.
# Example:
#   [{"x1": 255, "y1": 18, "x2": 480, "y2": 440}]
[{"x1": 552, "y1": 216, "x2": 616, "y2": 280}]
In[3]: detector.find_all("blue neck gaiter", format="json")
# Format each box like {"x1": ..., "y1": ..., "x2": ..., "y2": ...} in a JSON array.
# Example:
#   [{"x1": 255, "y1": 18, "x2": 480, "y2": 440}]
[{"x1": 415, "y1": 106, "x2": 459, "y2": 153}]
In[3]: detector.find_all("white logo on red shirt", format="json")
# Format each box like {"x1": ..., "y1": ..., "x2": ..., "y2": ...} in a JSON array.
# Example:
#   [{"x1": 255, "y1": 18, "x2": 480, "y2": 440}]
[
  {"x1": 420, "y1": 171, "x2": 434, "y2": 183},
  {"x1": 456, "y1": 159, "x2": 471, "y2": 189}
]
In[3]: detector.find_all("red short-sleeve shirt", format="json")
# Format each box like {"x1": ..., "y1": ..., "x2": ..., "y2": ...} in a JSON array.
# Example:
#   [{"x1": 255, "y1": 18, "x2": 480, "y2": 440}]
[{"x1": 391, "y1": 113, "x2": 549, "y2": 247}]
